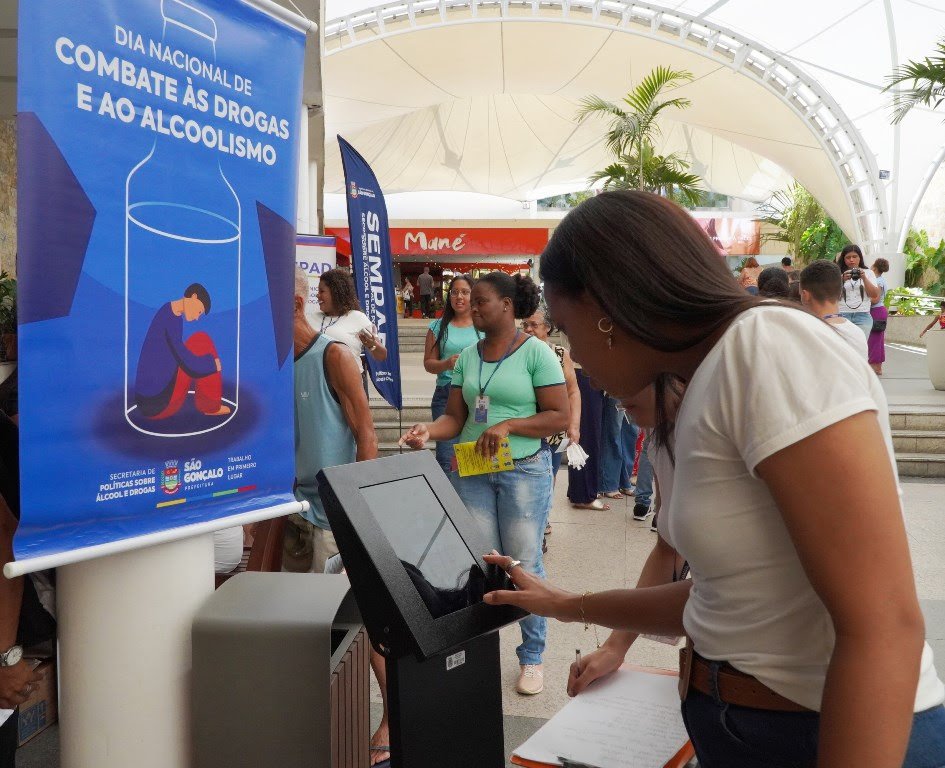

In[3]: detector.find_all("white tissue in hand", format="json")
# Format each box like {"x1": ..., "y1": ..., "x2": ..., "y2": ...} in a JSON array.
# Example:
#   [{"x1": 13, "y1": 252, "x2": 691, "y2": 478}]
[{"x1": 566, "y1": 443, "x2": 589, "y2": 470}]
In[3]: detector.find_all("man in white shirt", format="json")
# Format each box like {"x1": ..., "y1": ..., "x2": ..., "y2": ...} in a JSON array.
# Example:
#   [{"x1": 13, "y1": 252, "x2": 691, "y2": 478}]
[{"x1": 799, "y1": 260, "x2": 868, "y2": 359}]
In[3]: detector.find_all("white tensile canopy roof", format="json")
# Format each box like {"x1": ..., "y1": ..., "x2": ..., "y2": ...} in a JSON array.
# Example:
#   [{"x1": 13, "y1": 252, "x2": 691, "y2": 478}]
[
  {"x1": 320, "y1": 0, "x2": 945, "y2": 254},
  {"x1": 2, "y1": 0, "x2": 944, "y2": 254}
]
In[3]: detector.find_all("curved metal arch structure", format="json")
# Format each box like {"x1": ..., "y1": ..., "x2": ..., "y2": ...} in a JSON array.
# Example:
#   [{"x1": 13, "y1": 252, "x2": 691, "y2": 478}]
[
  {"x1": 899, "y1": 144, "x2": 945, "y2": 253},
  {"x1": 324, "y1": 0, "x2": 889, "y2": 252}
]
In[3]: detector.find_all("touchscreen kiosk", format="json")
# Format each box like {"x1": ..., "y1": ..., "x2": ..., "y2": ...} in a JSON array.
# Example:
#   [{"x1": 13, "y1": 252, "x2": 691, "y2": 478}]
[{"x1": 318, "y1": 451, "x2": 527, "y2": 768}]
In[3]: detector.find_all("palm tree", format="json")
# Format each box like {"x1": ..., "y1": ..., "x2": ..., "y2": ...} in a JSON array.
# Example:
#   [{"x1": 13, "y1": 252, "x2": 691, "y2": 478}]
[
  {"x1": 589, "y1": 142, "x2": 704, "y2": 206},
  {"x1": 577, "y1": 66, "x2": 696, "y2": 193},
  {"x1": 885, "y1": 39, "x2": 945, "y2": 124}
]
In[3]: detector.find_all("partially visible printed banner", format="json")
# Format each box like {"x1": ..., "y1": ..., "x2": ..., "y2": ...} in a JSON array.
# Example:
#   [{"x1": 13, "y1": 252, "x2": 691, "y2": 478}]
[
  {"x1": 16, "y1": 0, "x2": 306, "y2": 561},
  {"x1": 696, "y1": 218, "x2": 762, "y2": 256},
  {"x1": 337, "y1": 136, "x2": 403, "y2": 410},
  {"x1": 296, "y1": 234, "x2": 337, "y2": 313}
]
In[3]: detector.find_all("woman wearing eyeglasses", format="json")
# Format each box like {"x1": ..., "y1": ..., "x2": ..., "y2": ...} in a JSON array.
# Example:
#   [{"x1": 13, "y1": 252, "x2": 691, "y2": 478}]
[
  {"x1": 423, "y1": 274, "x2": 481, "y2": 474},
  {"x1": 521, "y1": 306, "x2": 581, "y2": 479}
]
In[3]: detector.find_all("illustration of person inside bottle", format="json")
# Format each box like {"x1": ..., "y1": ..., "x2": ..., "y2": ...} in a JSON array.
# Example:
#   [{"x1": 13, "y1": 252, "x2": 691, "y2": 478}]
[{"x1": 133, "y1": 283, "x2": 231, "y2": 421}]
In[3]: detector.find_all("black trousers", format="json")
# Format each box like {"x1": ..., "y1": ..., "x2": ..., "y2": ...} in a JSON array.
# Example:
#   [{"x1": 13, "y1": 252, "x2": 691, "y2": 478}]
[
  {"x1": 567, "y1": 369, "x2": 605, "y2": 504},
  {"x1": 420, "y1": 295, "x2": 432, "y2": 317},
  {"x1": 0, "y1": 709, "x2": 18, "y2": 768}
]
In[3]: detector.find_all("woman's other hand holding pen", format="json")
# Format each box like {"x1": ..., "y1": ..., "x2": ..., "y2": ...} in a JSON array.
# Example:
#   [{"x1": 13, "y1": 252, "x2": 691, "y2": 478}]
[{"x1": 567, "y1": 643, "x2": 627, "y2": 697}]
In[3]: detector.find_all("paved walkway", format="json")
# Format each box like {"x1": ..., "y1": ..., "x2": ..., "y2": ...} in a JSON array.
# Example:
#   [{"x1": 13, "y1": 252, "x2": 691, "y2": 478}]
[{"x1": 880, "y1": 343, "x2": 945, "y2": 408}]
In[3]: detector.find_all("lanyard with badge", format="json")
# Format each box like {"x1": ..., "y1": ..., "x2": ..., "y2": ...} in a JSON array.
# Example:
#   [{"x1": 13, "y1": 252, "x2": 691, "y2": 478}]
[{"x1": 475, "y1": 331, "x2": 521, "y2": 424}]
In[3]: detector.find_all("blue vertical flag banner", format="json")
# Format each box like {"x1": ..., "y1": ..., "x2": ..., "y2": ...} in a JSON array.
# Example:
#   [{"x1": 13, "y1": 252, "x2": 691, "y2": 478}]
[
  {"x1": 337, "y1": 136, "x2": 403, "y2": 410},
  {"x1": 16, "y1": 0, "x2": 307, "y2": 561}
]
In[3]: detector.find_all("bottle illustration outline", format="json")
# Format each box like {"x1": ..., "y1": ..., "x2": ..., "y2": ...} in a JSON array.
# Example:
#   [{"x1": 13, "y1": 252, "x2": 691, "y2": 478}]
[{"x1": 123, "y1": 0, "x2": 241, "y2": 438}]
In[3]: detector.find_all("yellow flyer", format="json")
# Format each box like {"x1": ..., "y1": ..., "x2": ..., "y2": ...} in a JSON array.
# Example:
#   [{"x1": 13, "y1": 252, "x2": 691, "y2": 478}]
[{"x1": 454, "y1": 439, "x2": 515, "y2": 477}]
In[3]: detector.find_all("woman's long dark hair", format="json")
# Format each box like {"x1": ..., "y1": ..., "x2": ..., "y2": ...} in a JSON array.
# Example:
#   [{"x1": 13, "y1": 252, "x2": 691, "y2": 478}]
[
  {"x1": 539, "y1": 191, "x2": 774, "y2": 448},
  {"x1": 434, "y1": 274, "x2": 477, "y2": 353},
  {"x1": 319, "y1": 268, "x2": 361, "y2": 315},
  {"x1": 540, "y1": 191, "x2": 766, "y2": 352},
  {"x1": 652, "y1": 373, "x2": 686, "y2": 464}
]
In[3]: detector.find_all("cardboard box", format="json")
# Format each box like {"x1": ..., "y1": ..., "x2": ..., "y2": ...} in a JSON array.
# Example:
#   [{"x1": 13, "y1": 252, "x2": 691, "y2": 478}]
[{"x1": 17, "y1": 659, "x2": 57, "y2": 746}]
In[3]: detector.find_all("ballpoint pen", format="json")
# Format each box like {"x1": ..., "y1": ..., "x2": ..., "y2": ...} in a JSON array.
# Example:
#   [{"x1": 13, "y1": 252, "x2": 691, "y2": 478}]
[{"x1": 558, "y1": 756, "x2": 605, "y2": 768}]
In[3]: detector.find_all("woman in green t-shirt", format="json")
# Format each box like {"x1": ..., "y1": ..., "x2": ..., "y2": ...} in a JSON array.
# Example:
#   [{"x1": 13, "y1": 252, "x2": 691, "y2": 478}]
[
  {"x1": 401, "y1": 272, "x2": 569, "y2": 696},
  {"x1": 423, "y1": 274, "x2": 481, "y2": 473}
]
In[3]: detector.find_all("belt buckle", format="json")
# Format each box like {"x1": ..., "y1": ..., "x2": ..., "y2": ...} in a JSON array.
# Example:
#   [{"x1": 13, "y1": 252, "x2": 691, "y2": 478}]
[{"x1": 678, "y1": 637, "x2": 693, "y2": 701}]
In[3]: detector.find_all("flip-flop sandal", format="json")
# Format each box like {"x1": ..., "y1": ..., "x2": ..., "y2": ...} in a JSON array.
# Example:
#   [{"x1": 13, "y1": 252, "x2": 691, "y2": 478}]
[
  {"x1": 571, "y1": 499, "x2": 610, "y2": 511},
  {"x1": 370, "y1": 746, "x2": 391, "y2": 768},
  {"x1": 620, "y1": 487, "x2": 636, "y2": 496},
  {"x1": 600, "y1": 491, "x2": 623, "y2": 500}
]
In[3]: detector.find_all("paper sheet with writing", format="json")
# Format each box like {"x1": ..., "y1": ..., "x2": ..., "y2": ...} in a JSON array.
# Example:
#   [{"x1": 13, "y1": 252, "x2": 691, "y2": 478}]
[
  {"x1": 513, "y1": 669, "x2": 690, "y2": 768},
  {"x1": 453, "y1": 439, "x2": 514, "y2": 477}
]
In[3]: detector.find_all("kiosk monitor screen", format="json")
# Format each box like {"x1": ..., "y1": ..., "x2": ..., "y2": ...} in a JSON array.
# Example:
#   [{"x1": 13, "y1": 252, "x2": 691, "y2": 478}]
[
  {"x1": 318, "y1": 451, "x2": 526, "y2": 659},
  {"x1": 360, "y1": 477, "x2": 485, "y2": 619}
]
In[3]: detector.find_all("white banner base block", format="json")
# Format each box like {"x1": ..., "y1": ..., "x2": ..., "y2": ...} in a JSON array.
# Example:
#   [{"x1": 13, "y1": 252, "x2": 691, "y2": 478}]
[{"x1": 57, "y1": 533, "x2": 215, "y2": 768}]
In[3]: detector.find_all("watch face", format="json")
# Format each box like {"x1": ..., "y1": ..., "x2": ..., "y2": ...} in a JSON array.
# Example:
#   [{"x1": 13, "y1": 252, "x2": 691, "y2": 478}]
[{"x1": 2, "y1": 646, "x2": 22, "y2": 667}]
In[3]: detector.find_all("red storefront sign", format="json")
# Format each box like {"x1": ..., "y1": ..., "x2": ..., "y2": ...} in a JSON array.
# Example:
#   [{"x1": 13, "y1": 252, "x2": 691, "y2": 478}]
[{"x1": 327, "y1": 227, "x2": 548, "y2": 257}]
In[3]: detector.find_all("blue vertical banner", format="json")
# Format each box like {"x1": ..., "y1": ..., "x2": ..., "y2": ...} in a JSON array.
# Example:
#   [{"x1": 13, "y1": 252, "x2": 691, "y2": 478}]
[
  {"x1": 337, "y1": 136, "x2": 403, "y2": 410},
  {"x1": 16, "y1": 0, "x2": 307, "y2": 561}
]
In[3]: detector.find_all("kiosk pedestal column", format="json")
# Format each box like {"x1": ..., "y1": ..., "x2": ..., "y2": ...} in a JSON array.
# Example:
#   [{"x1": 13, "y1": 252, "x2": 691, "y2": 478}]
[
  {"x1": 388, "y1": 632, "x2": 505, "y2": 768},
  {"x1": 57, "y1": 534, "x2": 214, "y2": 768}
]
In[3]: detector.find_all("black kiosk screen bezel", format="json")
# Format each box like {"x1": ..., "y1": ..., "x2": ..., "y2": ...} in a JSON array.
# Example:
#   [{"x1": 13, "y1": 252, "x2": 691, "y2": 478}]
[{"x1": 318, "y1": 451, "x2": 526, "y2": 660}]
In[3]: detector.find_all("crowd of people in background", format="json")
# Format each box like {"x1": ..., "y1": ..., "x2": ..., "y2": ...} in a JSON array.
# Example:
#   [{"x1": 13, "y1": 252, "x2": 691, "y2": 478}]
[{"x1": 252, "y1": 198, "x2": 945, "y2": 768}]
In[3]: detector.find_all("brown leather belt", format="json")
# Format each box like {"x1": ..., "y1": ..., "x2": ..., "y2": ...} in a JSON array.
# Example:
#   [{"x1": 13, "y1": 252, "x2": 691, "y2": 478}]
[{"x1": 679, "y1": 644, "x2": 811, "y2": 713}]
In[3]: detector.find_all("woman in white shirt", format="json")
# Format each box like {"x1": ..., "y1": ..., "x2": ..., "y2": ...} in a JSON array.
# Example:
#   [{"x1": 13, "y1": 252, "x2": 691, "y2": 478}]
[
  {"x1": 836, "y1": 244, "x2": 880, "y2": 339},
  {"x1": 401, "y1": 278, "x2": 414, "y2": 318},
  {"x1": 309, "y1": 268, "x2": 387, "y2": 372},
  {"x1": 483, "y1": 191, "x2": 945, "y2": 768}
]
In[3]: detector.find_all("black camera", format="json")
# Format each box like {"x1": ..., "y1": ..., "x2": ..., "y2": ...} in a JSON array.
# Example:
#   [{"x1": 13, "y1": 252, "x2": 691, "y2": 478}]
[{"x1": 849, "y1": 268, "x2": 861, "y2": 281}]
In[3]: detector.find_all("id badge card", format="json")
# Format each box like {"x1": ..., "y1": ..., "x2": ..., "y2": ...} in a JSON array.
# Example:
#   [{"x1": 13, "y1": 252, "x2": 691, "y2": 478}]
[{"x1": 474, "y1": 394, "x2": 489, "y2": 423}]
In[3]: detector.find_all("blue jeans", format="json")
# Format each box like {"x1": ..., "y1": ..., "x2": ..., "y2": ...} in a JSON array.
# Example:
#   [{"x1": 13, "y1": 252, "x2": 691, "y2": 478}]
[
  {"x1": 682, "y1": 686, "x2": 945, "y2": 767},
  {"x1": 451, "y1": 449, "x2": 552, "y2": 665},
  {"x1": 841, "y1": 311, "x2": 873, "y2": 338},
  {"x1": 634, "y1": 433, "x2": 653, "y2": 508},
  {"x1": 549, "y1": 446, "x2": 564, "y2": 476},
  {"x1": 599, "y1": 397, "x2": 638, "y2": 493},
  {"x1": 431, "y1": 384, "x2": 459, "y2": 475}
]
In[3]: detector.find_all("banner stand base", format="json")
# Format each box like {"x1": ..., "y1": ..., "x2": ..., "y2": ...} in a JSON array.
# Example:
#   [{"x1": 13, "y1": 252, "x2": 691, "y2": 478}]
[{"x1": 57, "y1": 533, "x2": 215, "y2": 768}]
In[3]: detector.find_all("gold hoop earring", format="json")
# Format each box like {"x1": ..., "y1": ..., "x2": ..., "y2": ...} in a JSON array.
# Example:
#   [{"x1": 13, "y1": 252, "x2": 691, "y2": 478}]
[{"x1": 597, "y1": 318, "x2": 614, "y2": 349}]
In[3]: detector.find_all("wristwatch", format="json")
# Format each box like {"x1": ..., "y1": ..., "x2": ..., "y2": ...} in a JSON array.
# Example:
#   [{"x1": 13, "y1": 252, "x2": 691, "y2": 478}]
[{"x1": 0, "y1": 645, "x2": 22, "y2": 667}]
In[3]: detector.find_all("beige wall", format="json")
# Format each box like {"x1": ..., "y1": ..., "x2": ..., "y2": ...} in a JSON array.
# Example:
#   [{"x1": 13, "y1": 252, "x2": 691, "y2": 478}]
[{"x1": 0, "y1": 119, "x2": 13, "y2": 277}]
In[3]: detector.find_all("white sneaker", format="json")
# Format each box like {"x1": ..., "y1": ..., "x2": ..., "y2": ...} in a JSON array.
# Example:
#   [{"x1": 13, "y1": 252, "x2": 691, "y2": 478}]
[{"x1": 516, "y1": 664, "x2": 544, "y2": 695}]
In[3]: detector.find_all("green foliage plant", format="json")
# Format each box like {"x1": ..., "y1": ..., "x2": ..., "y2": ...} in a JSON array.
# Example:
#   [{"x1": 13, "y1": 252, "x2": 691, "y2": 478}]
[
  {"x1": 902, "y1": 228, "x2": 945, "y2": 294},
  {"x1": 758, "y1": 184, "x2": 849, "y2": 265},
  {"x1": 885, "y1": 286, "x2": 942, "y2": 316},
  {"x1": 577, "y1": 66, "x2": 705, "y2": 205},
  {"x1": 885, "y1": 39, "x2": 945, "y2": 124}
]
